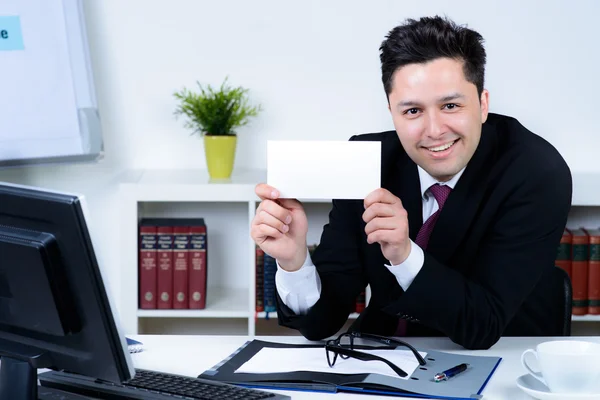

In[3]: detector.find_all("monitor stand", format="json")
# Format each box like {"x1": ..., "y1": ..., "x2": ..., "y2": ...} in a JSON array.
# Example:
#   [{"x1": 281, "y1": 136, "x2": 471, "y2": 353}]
[
  {"x1": 0, "y1": 357, "x2": 39, "y2": 399},
  {"x1": 0, "y1": 339, "x2": 52, "y2": 400}
]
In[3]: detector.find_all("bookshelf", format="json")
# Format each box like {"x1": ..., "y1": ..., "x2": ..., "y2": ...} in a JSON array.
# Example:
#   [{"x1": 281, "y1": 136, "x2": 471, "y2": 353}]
[
  {"x1": 119, "y1": 168, "x2": 600, "y2": 336},
  {"x1": 572, "y1": 315, "x2": 600, "y2": 322},
  {"x1": 119, "y1": 168, "x2": 355, "y2": 336}
]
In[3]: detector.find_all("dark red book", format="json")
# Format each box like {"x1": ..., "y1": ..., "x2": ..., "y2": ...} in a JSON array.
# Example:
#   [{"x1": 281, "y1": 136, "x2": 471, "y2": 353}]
[
  {"x1": 584, "y1": 228, "x2": 600, "y2": 315},
  {"x1": 355, "y1": 291, "x2": 366, "y2": 313},
  {"x1": 156, "y1": 224, "x2": 174, "y2": 309},
  {"x1": 172, "y1": 223, "x2": 190, "y2": 309},
  {"x1": 188, "y1": 219, "x2": 207, "y2": 309},
  {"x1": 139, "y1": 220, "x2": 158, "y2": 309},
  {"x1": 571, "y1": 229, "x2": 589, "y2": 316},
  {"x1": 555, "y1": 229, "x2": 572, "y2": 279}
]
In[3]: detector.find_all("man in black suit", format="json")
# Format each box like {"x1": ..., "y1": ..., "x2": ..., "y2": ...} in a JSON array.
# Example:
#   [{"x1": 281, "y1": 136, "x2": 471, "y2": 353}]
[{"x1": 250, "y1": 16, "x2": 572, "y2": 350}]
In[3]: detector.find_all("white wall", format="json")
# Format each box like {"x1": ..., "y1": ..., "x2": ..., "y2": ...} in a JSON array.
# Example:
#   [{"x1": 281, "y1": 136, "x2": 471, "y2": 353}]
[
  {"x1": 0, "y1": 0, "x2": 597, "y2": 318},
  {"x1": 83, "y1": 0, "x2": 600, "y2": 172}
]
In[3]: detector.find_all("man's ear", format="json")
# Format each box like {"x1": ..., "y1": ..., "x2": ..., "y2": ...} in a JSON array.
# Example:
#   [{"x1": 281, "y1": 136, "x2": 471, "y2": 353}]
[{"x1": 480, "y1": 89, "x2": 489, "y2": 123}]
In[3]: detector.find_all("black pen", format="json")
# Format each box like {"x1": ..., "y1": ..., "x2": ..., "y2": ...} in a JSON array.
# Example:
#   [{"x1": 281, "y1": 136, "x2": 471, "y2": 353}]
[{"x1": 434, "y1": 363, "x2": 469, "y2": 382}]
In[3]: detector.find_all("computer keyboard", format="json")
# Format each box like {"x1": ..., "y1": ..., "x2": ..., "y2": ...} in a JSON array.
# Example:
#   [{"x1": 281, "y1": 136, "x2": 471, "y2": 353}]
[{"x1": 38, "y1": 368, "x2": 291, "y2": 400}]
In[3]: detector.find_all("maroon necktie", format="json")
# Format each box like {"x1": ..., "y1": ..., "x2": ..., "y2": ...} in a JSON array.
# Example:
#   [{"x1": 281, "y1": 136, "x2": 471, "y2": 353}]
[
  {"x1": 395, "y1": 183, "x2": 452, "y2": 336},
  {"x1": 414, "y1": 184, "x2": 452, "y2": 250}
]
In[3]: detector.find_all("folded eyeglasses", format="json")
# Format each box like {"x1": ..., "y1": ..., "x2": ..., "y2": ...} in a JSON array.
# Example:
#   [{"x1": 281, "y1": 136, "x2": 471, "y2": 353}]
[{"x1": 325, "y1": 331, "x2": 427, "y2": 378}]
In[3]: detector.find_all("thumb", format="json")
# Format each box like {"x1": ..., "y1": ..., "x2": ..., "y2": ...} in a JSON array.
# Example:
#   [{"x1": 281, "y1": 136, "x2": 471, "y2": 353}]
[{"x1": 278, "y1": 198, "x2": 302, "y2": 210}]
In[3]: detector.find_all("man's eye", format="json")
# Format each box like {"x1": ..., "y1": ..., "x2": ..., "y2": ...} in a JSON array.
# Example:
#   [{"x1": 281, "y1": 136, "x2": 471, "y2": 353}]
[
  {"x1": 404, "y1": 108, "x2": 419, "y2": 115},
  {"x1": 444, "y1": 103, "x2": 458, "y2": 110}
]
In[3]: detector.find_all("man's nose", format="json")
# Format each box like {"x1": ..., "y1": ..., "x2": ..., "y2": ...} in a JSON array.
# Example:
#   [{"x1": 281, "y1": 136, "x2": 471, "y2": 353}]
[{"x1": 426, "y1": 112, "x2": 446, "y2": 139}]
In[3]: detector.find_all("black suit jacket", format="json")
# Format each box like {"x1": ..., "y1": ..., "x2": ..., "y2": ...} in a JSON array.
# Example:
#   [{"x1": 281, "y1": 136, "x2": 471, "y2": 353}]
[{"x1": 276, "y1": 113, "x2": 572, "y2": 350}]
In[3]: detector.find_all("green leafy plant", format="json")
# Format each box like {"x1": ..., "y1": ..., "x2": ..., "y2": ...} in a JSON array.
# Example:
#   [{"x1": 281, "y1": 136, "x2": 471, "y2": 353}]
[{"x1": 173, "y1": 78, "x2": 262, "y2": 136}]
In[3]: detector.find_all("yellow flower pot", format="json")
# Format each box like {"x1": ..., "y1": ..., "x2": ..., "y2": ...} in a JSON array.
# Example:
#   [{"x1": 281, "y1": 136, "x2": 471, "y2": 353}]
[{"x1": 204, "y1": 135, "x2": 237, "y2": 179}]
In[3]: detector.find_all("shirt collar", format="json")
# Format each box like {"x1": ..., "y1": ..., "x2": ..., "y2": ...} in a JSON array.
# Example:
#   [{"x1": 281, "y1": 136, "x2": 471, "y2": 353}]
[{"x1": 417, "y1": 165, "x2": 465, "y2": 201}]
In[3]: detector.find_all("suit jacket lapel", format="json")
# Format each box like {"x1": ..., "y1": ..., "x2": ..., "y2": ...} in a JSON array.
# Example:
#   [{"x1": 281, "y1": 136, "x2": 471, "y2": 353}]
[{"x1": 426, "y1": 123, "x2": 498, "y2": 262}]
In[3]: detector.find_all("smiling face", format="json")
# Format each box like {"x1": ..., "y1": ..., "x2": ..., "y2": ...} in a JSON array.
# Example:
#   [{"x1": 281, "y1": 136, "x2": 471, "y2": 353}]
[{"x1": 388, "y1": 57, "x2": 489, "y2": 182}]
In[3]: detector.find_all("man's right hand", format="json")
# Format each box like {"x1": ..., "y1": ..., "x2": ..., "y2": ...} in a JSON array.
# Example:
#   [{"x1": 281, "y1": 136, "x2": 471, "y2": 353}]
[{"x1": 251, "y1": 183, "x2": 308, "y2": 272}]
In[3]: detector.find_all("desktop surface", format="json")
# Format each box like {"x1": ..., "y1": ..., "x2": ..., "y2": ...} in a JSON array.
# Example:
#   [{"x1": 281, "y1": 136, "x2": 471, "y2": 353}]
[{"x1": 102, "y1": 334, "x2": 599, "y2": 400}]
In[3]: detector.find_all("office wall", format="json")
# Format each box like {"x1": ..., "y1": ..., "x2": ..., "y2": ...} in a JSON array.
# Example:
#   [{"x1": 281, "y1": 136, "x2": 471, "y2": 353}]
[
  {"x1": 0, "y1": 0, "x2": 597, "y2": 323},
  {"x1": 83, "y1": 0, "x2": 599, "y2": 172}
]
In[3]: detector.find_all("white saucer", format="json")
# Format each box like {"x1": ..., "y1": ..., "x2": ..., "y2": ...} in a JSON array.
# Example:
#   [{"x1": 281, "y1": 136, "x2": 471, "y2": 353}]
[{"x1": 516, "y1": 374, "x2": 600, "y2": 399}]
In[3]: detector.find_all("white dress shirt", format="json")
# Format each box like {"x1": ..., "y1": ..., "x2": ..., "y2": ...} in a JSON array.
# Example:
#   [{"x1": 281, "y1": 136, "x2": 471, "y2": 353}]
[{"x1": 275, "y1": 166, "x2": 466, "y2": 315}]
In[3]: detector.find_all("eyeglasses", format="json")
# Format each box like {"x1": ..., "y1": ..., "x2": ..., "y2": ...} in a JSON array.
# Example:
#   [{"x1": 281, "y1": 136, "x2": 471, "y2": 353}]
[{"x1": 325, "y1": 331, "x2": 427, "y2": 378}]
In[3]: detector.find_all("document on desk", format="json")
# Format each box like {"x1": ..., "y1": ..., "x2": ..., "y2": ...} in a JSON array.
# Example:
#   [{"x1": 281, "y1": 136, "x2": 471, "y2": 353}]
[
  {"x1": 200, "y1": 340, "x2": 503, "y2": 399},
  {"x1": 235, "y1": 347, "x2": 427, "y2": 379},
  {"x1": 267, "y1": 140, "x2": 381, "y2": 200}
]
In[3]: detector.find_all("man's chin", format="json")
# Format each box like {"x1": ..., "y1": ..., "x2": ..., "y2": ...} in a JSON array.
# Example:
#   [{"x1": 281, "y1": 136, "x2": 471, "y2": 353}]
[{"x1": 423, "y1": 163, "x2": 463, "y2": 182}]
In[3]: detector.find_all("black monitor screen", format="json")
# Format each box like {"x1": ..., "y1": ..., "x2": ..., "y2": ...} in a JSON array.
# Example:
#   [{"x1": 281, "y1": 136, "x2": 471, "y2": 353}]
[{"x1": 0, "y1": 183, "x2": 134, "y2": 399}]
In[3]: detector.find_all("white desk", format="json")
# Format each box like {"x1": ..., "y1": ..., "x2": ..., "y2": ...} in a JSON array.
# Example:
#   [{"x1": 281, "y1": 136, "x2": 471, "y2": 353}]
[{"x1": 128, "y1": 335, "x2": 600, "y2": 399}]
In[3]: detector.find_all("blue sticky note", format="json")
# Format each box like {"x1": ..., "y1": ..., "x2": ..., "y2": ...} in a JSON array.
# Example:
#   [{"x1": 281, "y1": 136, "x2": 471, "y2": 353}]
[{"x1": 0, "y1": 16, "x2": 24, "y2": 51}]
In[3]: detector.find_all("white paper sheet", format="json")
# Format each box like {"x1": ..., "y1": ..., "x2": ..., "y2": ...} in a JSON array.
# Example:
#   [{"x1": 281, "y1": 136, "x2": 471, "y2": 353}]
[
  {"x1": 235, "y1": 347, "x2": 427, "y2": 380},
  {"x1": 267, "y1": 140, "x2": 381, "y2": 200}
]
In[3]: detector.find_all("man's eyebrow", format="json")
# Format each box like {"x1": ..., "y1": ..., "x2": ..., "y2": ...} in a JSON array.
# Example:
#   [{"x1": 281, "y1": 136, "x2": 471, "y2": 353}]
[
  {"x1": 438, "y1": 93, "x2": 465, "y2": 102},
  {"x1": 395, "y1": 100, "x2": 421, "y2": 108}
]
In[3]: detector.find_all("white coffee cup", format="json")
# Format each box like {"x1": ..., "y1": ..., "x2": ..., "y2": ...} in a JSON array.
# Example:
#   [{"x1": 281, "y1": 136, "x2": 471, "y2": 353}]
[{"x1": 521, "y1": 340, "x2": 600, "y2": 394}]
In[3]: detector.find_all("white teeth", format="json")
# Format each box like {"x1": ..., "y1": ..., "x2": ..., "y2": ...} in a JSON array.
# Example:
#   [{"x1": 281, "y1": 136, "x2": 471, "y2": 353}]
[{"x1": 428, "y1": 140, "x2": 456, "y2": 152}]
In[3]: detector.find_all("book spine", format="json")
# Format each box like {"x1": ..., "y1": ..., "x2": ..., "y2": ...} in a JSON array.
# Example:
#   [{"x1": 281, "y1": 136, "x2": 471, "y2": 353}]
[
  {"x1": 156, "y1": 225, "x2": 174, "y2": 309},
  {"x1": 189, "y1": 223, "x2": 207, "y2": 309},
  {"x1": 355, "y1": 291, "x2": 366, "y2": 313},
  {"x1": 555, "y1": 228, "x2": 572, "y2": 279},
  {"x1": 172, "y1": 224, "x2": 190, "y2": 309},
  {"x1": 139, "y1": 223, "x2": 157, "y2": 309},
  {"x1": 256, "y1": 247, "x2": 264, "y2": 312},
  {"x1": 263, "y1": 253, "x2": 276, "y2": 313},
  {"x1": 587, "y1": 231, "x2": 600, "y2": 315},
  {"x1": 571, "y1": 229, "x2": 589, "y2": 315}
]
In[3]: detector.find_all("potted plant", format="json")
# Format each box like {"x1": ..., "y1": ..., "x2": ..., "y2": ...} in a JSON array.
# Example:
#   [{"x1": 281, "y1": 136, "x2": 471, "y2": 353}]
[{"x1": 173, "y1": 78, "x2": 261, "y2": 179}]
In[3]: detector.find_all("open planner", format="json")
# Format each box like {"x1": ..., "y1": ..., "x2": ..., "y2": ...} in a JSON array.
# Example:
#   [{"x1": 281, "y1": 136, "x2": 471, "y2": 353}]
[{"x1": 198, "y1": 340, "x2": 502, "y2": 399}]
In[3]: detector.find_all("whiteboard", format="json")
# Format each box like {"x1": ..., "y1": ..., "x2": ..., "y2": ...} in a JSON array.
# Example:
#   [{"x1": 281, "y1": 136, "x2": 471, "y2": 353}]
[{"x1": 0, "y1": 0, "x2": 102, "y2": 167}]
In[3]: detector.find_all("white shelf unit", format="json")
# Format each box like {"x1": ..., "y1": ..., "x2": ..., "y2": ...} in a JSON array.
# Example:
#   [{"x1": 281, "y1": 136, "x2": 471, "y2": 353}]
[
  {"x1": 137, "y1": 287, "x2": 250, "y2": 319},
  {"x1": 119, "y1": 168, "x2": 600, "y2": 337},
  {"x1": 572, "y1": 315, "x2": 600, "y2": 322},
  {"x1": 119, "y1": 168, "x2": 359, "y2": 336}
]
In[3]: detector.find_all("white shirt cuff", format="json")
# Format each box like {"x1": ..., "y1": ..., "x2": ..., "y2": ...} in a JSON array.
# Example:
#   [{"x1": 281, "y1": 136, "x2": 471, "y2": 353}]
[
  {"x1": 385, "y1": 240, "x2": 424, "y2": 291},
  {"x1": 275, "y1": 249, "x2": 322, "y2": 315}
]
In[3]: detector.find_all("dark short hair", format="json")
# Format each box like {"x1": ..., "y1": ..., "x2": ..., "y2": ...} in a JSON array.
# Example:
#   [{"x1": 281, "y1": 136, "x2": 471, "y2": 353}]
[{"x1": 379, "y1": 15, "x2": 486, "y2": 99}]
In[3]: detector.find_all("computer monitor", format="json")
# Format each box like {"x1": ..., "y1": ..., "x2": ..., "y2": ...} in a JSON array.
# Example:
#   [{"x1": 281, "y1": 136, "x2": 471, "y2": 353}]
[{"x1": 0, "y1": 182, "x2": 134, "y2": 399}]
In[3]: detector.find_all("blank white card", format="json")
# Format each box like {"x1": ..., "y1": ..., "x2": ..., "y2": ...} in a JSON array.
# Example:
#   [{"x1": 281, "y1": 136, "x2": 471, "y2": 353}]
[{"x1": 267, "y1": 141, "x2": 381, "y2": 200}]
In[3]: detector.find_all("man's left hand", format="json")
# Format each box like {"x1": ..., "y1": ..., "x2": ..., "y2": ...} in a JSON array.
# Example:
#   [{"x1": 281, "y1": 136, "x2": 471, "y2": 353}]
[{"x1": 363, "y1": 188, "x2": 411, "y2": 265}]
